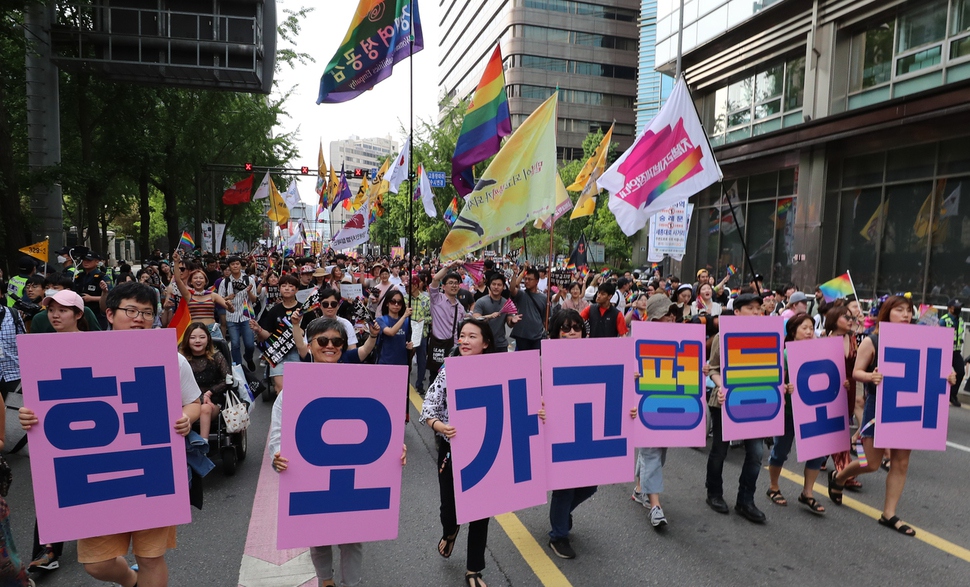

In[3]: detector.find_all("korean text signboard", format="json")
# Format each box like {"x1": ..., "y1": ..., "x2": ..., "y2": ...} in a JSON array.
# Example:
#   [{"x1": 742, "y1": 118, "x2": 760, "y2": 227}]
[
  {"x1": 445, "y1": 351, "x2": 547, "y2": 524},
  {"x1": 718, "y1": 316, "x2": 786, "y2": 441},
  {"x1": 277, "y1": 363, "x2": 407, "y2": 548},
  {"x1": 539, "y1": 339, "x2": 637, "y2": 490},
  {"x1": 785, "y1": 337, "x2": 851, "y2": 462},
  {"x1": 18, "y1": 330, "x2": 191, "y2": 543},
  {"x1": 875, "y1": 322, "x2": 952, "y2": 451}
]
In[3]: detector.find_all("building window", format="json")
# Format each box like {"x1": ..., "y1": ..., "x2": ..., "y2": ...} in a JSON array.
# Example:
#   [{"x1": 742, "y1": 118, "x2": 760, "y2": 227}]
[
  {"x1": 523, "y1": 0, "x2": 637, "y2": 22},
  {"x1": 516, "y1": 54, "x2": 636, "y2": 79},
  {"x1": 521, "y1": 25, "x2": 638, "y2": 52},
  {"x1": 511, "y1": 84, "x2": 635, "y2": 109}
]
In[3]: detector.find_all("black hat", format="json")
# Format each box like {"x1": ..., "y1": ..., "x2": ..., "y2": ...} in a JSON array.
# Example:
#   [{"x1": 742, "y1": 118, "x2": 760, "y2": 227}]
[
  {"x1": 54, "y1": 246, "x2": 71, "y2": 255},
  {"x1": 949, "y1": 298, "x2": 963, "y2": 309},
  {"x1": 17, "y1": 257, "x2": 36, "y2": 272},
  {"x1": 733, "y1": 293, "x2": 763, "y2": 310},
  {"x1": 80, "y1": 250, "x2": 103, "y2": 261},
  {"x1": 751, "y1": 273, "x2": 765, "y2": 282}
]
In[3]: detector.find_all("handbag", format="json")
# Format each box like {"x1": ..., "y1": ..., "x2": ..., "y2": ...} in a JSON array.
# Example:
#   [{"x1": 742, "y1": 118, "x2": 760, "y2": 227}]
[{"x1": 222, "y1": 390, "x2": 251, "y2": 433}]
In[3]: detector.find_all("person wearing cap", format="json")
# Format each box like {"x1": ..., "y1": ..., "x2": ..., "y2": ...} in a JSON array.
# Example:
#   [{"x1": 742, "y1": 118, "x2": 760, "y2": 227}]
[
  {"x1": 748, "y1": 273, "x2": 765, "y2": 295},
  {"x1": 217, "y1": 256, "x2": 258, "y2": 370},
  {"x1": 296, "y1": 264, "x2": 316, "y2": 291},
  {"x1": 579, "y1": 282, "x2": 628, "y2": 338},
  {"x1": 940, "y1": 299, "x2": 966, "y2": 407},
  {"x1": 780, "y1": 291, "x2": 810, "y2": 320},
  {"x1": 73, "y1": 250, "x2": 108, "y2": 329},
  {"x1": 704, "y1": 292, "x2": 768, "y2": 524}
]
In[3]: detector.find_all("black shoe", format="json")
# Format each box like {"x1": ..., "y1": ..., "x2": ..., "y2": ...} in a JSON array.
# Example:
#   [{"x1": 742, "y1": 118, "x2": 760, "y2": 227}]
[
  {"x1": 951, "y1": 397, "x2": 962, "y2": 407},
  {"x1": 706, "y1": 495, "x2": 729, "y2": 514},
  {"x1": 246, "y1": 358, "x2": 257, "y2": 373},
  {"x1": 735, "y1": 502, "x2": 766, "y2": 523},
  {"x1": 548, "y1": 538, "x2": 576, "y2": 559}
]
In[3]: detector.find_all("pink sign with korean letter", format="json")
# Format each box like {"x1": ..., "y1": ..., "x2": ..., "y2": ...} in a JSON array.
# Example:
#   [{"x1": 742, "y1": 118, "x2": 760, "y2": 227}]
[
  {"x1": 445, "y1": 351, "x2": 547, "y2": 525},
  {"x1": 277, "y1": 362, "x2": 407, "y2": 548},
  {"x1": 540, "y1": 338, "x2": 637, "y2": 490},
  {"x1": 630, "y1": 321, "x2": 707, "y2": 447},
  {"x1": 875, "y1": 322, "x2": 952, "y2": 451},
  {"x1": 718, "y1": 316, "x2": 786, "y2": 441},
  {"x1": 17, "y1": 330, "x2": 191, "y2": 544},
  {"x1": 786, "y1": 337, "x2": 851, "y2": 462}
]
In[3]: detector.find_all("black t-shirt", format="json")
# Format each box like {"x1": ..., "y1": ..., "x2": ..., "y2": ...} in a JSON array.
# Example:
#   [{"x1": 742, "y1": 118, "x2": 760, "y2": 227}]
[
  {"x1": 257, "y1": 302, "x2": 314, "y2": 339},
  {"x1": 457, "y1": 288, "x2": 475, "y2": 312}
]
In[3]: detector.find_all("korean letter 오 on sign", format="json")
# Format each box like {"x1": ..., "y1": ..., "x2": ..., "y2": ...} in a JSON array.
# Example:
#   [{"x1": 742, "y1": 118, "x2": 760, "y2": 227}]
[
  {"x1": 445, "y1": 351, "x2": 547, "y2": 525},
  {"x1": 785, "y1": 337, "x2": 851, "y2": 462},
  {"x1": 718, "y1": 316, "x2": 786, "y2": 441},
  {"x1": 17, "y1": 330, "x2": 191, "y2": 544},
  {"x1": 875, "y1": 322, "x2": 952, "y2": 451},
  {"x1": 277, "y1": 362, "x2": 407, "y2": 549},
  {"x1": 630, "y1": 322, "x2": 707, "y2": 448},
  {"x1": 540, "y1": 339, "x2": 638, "y2": 491}
]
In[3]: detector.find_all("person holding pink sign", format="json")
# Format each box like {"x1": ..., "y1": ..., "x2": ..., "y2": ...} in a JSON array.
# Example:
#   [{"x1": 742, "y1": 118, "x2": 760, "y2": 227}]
[
  {"x1": 420, "y1": 318, "x2": 496, "y2": 587},
  {"x1": 828, "y1": 296, "x2": 958, "y2": 537},
  {"x1": 765, "y1": 314, "x2": 827, "y2": 515}
]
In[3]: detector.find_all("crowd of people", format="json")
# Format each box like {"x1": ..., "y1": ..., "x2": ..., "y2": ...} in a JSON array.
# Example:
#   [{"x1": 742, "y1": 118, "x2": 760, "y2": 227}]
[{"x1": 0, "y1": 244, "x2": 967, "y2": 587}]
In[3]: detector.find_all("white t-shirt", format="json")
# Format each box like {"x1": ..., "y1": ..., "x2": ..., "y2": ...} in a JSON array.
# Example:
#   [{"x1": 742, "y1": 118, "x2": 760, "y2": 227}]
[
  {"x1": 335, "y1": 316, "x2": 359, "y2": 347},
  {"x1": 177, "y1": 353, "x2": 203, "y2": 406}
]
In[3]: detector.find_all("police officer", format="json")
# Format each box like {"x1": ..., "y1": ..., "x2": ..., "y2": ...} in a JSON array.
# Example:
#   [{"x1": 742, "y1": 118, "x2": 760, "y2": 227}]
[
  {"x1": 54, "y1": 245, "x2": 83, "y2": 280},
  {"x1": 6, "y1": 257, "x2": 36, "y2": 307},
  {"x1": 940, "y1": 299, "x2": 967, "y2": 407},
  {"x1": 74, "y1": 249, "x2": 108, "y2": 329}
]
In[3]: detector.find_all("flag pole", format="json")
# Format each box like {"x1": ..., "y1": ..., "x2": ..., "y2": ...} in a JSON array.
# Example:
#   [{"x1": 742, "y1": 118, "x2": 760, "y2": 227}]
[
  {"x1": 723, "y1": 187, "x2": 760, "y2": 296},
  {"x1": 407, "y1": 0, "x2": 416, "y2": 305},
  {"x1": 545, "y1": 220, "x2": 554, "y2": 330}
]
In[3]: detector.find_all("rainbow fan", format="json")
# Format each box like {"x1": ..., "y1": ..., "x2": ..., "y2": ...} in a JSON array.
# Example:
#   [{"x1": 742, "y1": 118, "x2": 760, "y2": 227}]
[
  {"x1": 463, "y1": 261, "x2": 485, "y2": 284},
  {"x1": 500, "y1": 298, "x2": 518, "y2": 314}
]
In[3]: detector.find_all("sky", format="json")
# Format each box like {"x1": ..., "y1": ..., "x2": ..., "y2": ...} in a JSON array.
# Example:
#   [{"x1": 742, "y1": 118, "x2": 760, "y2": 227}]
[{"x1": 272, "y1": 0, "x2": 442, "y2": 207}]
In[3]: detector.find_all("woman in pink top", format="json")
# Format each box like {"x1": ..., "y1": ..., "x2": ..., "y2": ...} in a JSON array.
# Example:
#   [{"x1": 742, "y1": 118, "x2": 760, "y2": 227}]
[{"x1": 558, "y1": 281, "x2": 589, "y2": 313}]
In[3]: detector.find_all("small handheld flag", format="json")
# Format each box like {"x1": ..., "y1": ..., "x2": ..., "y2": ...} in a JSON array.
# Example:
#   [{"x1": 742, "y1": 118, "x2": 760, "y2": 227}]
[
  {"x1": 727, "y1": 264, "x2": 738, "y2": 277},
  {"x1": 178, "y1": 231, "x2": 195, "y2": 250},
  {"x1": 19, "y1": 238, "x2": 49, "y2": 262},
  {"x1": 443, "y1": 196, "x2": 459, "y2": 226},
  {"x1": 818, "y1": 271, "x2": 857, "y2": 303}
]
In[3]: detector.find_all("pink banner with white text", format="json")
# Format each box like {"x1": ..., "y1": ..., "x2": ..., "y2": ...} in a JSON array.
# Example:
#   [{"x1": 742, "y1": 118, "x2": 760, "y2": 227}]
[
  {"x1": 785, "y1": 337, "x2": 851, "y2": 462},
  {"x1": 717, "y1": 316, "x2": 786, "y2": 441}
]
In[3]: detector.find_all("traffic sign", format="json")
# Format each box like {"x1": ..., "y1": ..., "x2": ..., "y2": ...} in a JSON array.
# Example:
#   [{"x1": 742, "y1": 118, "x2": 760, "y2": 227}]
[{"x1": 427, "y1": 171, "x2": 446, "y2": 188}]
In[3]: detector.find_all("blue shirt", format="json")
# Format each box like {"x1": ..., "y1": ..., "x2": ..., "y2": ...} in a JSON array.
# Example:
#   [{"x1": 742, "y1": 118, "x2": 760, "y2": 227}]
[{"x1": 376, "y1": 315, "x2": 410, "y2": 366}]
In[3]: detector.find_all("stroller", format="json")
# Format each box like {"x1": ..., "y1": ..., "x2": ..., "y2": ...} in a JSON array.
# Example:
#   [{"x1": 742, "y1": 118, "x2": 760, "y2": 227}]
[{"x1": 206, "y1": 339, "x2": 250, "y2": 475}]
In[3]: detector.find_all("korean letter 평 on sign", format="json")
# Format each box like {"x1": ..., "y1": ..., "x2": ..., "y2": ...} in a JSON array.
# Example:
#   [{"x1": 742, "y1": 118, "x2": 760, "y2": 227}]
[
  {"x1": 17, "y1": 330, "x2": 191, "y2": 544},
  {"x1": 277, "y1": 362, "x2": 408, "y2": 548},
  {"x1": 785, "y1": 337, "x2": 851, "y2": 462},
  {"x1": 718, "y1": 316, "x2": 786, "y2": 441}
]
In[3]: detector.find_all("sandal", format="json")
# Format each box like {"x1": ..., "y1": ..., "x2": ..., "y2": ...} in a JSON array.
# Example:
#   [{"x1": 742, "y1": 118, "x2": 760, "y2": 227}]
[
  {"x1": 878, "y1": 515, "x2": 916, "y2": 537},
  {"x1": 438, "y1": 527, "x2": 459, "y2": 558},
  {"x1": 881, "y1": 457, "x2": 891, "y2": 471},
  {"x1": 844, "y1": 477, "x2": 863, "y2": 491},
  {"x1": 465, "y1": 571, "x2": 486, "y2": 587},
  {"x1": 798, "y1": 494, "x2": 825, "y2": 515},
  {"x1": 827, "y1": 469, "x2": 844, "y2": 505},
  {"x1": 766, "y1": 488, "x2": 788, "y2": 506}
]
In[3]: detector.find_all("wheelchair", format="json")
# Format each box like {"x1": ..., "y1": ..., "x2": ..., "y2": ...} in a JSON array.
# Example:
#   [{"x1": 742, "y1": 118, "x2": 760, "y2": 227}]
[{"x1": 204, "y1": 339, "x2": 250, "y2": 476}]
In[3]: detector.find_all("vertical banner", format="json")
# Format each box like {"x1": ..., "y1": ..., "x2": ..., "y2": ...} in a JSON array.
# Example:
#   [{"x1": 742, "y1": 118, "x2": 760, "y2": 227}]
[
  {"x1": 214, "y1": 223, "x2": 227, "y2": 253},
  {"x1": 445, "y1": 351, "x2": 547, "y2": 524},
  {"x1": 718, "y1": 316, "x2": 786, "y2": 441},
  {"x1": 277, "y1": 363, "x2": 407, "y2": 548},
  {"x1": 540, "y1": 339, "x2": 638, "y2": 490},
  {"x1": 202, "y1": 222, "x2": 214, "y2": 253},
  {"x1": 785, "y1": 337, "x2": 851, "y2": 462},
  {"x1": 17, "y1": 330, "x2": 191, "y2": 544},
  {"x1": 875, "y1": 322, "x2": 952, "y2": 451},
  {"x1": 630, "y1": 322, "x2": 707, "y2": 448},
  {"x1": 647, "y1": 201, "x2": 694, "y2": 262}
]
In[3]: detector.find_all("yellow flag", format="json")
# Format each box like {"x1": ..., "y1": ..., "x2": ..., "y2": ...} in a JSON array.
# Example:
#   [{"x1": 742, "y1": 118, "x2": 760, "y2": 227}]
[
  {"x1": 19, "y1": 238, "x2": 48, "y2": 262},
  {"x1": 569, "y1": 124, "x2": 613, "y2": 219},
  {"x1": 913, "y1": 179, "x2": 948, "y2": 240},
  {"x1": 315, "y1": 141, "x2": 328, "y2": 197},
  {"x1": 860, "y1": 200, "x2": 888, "y2": 242},
  {"x1": 368, "y1": 158, "x2": 391, "y2": 199},
  {"x1": 441, "y1": 93, "x2": 559, "y2": 260},
  {"x1": 267, "y1": 176, "x2": 290, "y2": 225},
  {"x1": 351, "y1": 176, "x2": 370, "y2": 210},
  {"x1": 328, "y1": 165, "x2": 340, "y2": 199}
]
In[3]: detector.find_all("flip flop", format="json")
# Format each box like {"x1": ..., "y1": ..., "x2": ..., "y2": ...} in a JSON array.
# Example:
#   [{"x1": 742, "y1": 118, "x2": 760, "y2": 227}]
[{"x1": 438, "y1": 527, "x2": 460, "y2": 558}]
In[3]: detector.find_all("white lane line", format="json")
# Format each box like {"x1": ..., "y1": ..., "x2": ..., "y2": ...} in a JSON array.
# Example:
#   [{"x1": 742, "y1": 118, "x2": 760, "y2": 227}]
[{"x1": 946, "y1": 441, "x2": 970, "y2": 453}]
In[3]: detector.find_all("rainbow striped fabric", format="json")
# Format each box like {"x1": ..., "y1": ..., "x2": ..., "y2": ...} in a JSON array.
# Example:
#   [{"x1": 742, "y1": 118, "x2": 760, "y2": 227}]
[
  {"x1": 451, "y1": 44, "x2": 511, "y2": 197},
  {"x1": 178, "y1": 231, "x2": 195, "y2": 250},
  {"x1": 818, "y1": 272, "x2": 856, "y2": 303},
  {"x1": 443, "y1": 196, "x2": 459, "y2": 226}
]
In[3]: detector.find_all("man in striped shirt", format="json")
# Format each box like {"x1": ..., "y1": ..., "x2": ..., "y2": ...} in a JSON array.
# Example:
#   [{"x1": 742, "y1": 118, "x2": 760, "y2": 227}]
[{"x1": 218, "y1": 256, "x2": 259, "y2": 370}]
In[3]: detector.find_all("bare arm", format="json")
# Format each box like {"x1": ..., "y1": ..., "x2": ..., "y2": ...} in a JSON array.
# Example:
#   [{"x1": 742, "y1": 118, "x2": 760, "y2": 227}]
[
  {"x1": 291, "y1": 310, "x2": 308, "y2": 358},
  {"x1": 853, "y1": 337, "x2": 880, "y2": 384},
  {"x1": 172, "y1": 251, "x2": 193, "y2": 301}
]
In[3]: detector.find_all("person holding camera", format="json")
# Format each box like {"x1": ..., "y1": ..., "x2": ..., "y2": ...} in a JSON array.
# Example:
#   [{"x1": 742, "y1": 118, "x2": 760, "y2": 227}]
[{"x1": 217, "y1": 256, "x2": 258, "y2": 370}]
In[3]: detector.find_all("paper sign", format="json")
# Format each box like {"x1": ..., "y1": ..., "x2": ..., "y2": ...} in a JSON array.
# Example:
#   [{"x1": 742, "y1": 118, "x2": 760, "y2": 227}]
[
  {"x1": 540, "y1": 339, "x2": 637, "y2": 490},
  {"x1": 875, "y1": 322, "x2": 952, "y2": 451},
  {"x1": 410, "y1": 320, "x2": 424, "y2": 346},
  {"x1": 296, "y1": 288, "x2": 314, "y2": 305},
  {"x1": 445, "y1": 351, "x2": 547, "y2": 524},
  {"x1": 630, "y1": 322, "x2": 707, "y2": 448},
  {"x1": 785, "y1": 337, "x2": 851, "y2": 462},
  {"x1": 277, "y1": 362, "x2": 407, "y2": 548},
  {"x1": 341, "y1": 284, "x2": 363, "y2": 300},
  {"x1": 17, "y1": 330, "x2": 191, "y2": 544},
  {"x1": 718, "y1": 316, "x2": 786, "y2": 441}
]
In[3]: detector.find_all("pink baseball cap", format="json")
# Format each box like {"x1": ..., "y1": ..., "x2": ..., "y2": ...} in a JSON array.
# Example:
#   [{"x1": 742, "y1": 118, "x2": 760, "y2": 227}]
[{"x1": 43, "y1": 289, "x2": 84, "y2": 312}]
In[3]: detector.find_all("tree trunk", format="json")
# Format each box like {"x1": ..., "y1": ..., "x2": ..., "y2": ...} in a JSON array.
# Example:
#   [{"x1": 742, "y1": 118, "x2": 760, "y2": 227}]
[
  {"x1": 0, "y1": 78, "x2": 25, "y2": 270},
  {"x1": 138, "y1": 167, "x2": 150, "y2": 257},
  {"x1": 163, "y1": 183, "x2": 179, "y2": 253}
]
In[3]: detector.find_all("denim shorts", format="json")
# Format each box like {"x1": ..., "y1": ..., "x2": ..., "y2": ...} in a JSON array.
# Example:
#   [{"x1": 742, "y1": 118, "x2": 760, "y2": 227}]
[
  {"x1": 269, "y1": 348, "x2": 301, "y2": 377},
  {"x1": 861, "y1": 390, "x2": 876, "y2": 439}
]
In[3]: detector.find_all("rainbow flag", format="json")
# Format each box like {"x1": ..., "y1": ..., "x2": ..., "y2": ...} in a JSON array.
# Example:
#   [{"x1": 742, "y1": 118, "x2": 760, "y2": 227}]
[
  {"x1": 727, "y1": 264, "x2": 738, "y2": 276},
  {"x1": 818, "y1": 271, "x2": 856, "y2": 303},
  {"x1": 242, "y1": 297, "x2": 254, "y2": 319},
  {"x1": 167, "y1": 297, "x2": 191, "y2": 342},
  {"x1": 451, "y1": 44, "x2": 512, "y2": 197},
  {"x1": 178, "y1": 231, "x2": 195, "y2": 250},
  {"x1": 443, "y1": 196, "x2": 459, "y2": 226},
  {"x1": 331, "y1": 164, "x2": 353, "y2": 210},
  {"x1": 317, "y1": 0, "x2": 423, "y2": 104}
]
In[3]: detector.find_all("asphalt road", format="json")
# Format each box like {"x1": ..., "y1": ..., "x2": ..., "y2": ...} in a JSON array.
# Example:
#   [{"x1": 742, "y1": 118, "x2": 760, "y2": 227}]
[{"x1": 9, "y1": 386, "x2": 970, "y2": 587}]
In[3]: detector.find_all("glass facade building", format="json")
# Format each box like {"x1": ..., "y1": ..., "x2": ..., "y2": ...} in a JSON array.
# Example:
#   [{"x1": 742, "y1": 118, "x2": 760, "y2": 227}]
[{"x1": 637, "y1": 0, "x2": 674, "y2": 132}]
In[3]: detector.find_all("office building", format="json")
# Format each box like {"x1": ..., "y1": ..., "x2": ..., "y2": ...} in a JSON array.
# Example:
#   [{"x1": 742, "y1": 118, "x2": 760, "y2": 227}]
[
  {"x1": 328, "y1": 135, "x2": 399, "y2": 226},
  {"x1": 636, "y1": 0, "x2": 674, "y2": 132}
]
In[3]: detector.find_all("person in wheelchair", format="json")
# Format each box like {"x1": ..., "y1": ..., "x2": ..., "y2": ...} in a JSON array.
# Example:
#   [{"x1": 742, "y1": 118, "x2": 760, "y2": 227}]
[{"x1": 179, "y1": 322, "x2": 233, "y2": 439}]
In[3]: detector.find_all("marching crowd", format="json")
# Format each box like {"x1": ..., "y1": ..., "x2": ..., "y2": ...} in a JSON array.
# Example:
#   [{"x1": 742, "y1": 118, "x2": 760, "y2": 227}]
[{"x1": 0, "y1": 246, "x2": 967, "y2": 587}]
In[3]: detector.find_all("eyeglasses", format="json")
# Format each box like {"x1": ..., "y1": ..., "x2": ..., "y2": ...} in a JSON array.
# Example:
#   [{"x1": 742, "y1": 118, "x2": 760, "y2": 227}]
[
  {"x1": 312, "y1": 335, "x2": 345, "y2": 348},
  {"x1": 560, "y1": 323, "x2": 583, "y2": 333},
  {"x1": 320, "y1": 301, "x2": 340, "y2": 309},
  {"x1": 116, "y1": 306, "x2": 154, "y2": 320},
  {"x1": 388, "y1": 300, "x2": 402, "y2": 306}
]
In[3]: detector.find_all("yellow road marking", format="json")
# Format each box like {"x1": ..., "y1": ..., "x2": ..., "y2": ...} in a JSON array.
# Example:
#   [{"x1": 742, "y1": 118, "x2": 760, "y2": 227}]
[
  {"x1": 776, "y1": 467, "x2": 970, "y2": 563},
  {"x1": 408, "y1": 386, "x2": 574, "y2": 587}
]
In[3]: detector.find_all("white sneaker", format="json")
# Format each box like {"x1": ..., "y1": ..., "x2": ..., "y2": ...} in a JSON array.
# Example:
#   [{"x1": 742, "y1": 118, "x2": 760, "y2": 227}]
[
  {"x1": 650, "y1": 505, "x2": 668, "y2": 527},
  {"x1": 631, "y1": 491, "x2": 648, "y2": 507}
]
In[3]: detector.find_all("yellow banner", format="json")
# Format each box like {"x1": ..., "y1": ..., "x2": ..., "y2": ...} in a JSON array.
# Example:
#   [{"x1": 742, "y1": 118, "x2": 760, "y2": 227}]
[
  {"x1": 569, "y1": 124, "x2": 613, "y2": 219},
  {"x1": 19, "y1": 238, "x2": 48, "y2": 262},
  {"x1": 267, "y1": 177, "x2": 290, "y2": 225},
  {"x1": 440, "y1": 93, "x2": 559, "y2": 260}
]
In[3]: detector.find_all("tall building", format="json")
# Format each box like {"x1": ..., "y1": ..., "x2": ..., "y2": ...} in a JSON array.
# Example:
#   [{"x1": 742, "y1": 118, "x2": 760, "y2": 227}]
[
  {"x1": 654, "y1": 0, "x2": 970, "y2": 304},
  {"x1": 438, "y1": 0, "x2": 641, "y2": 160},
  {"x1": 327, "y1": 135, "x2": 399, "y2": 227},
  {"x1": 636, "y1": 0, "x2": 674, "y2": 132}
]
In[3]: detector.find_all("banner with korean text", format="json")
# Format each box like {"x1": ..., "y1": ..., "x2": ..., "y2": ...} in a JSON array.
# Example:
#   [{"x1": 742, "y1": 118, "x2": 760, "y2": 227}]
[
  {"x1": 540, "y1": 339, "x2": 637, "y2": 490},
  {"x1": 18, "y1": 330, "x2": 191, "y2": 543},
  {"x1": 277, "y1": 363, "x2": 408, "y2": 548},
  {"x1": 717, "y1": 316, "x2": 786, "y2": 441},
  {"x1": 875, "y1": 322, "x2": 952, "y2": 451},
  {"x1": 785, "y1": 337, "x2": 851, "y2": 462},
  {"x1": 446, "y1": 351, "x2": 547, "y2": 524}
]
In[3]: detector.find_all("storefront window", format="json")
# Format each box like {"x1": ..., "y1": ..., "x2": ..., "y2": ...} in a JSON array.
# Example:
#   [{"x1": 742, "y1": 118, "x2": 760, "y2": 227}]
[
  {"x1": 927, "y1": 176, "x2": 970, "y2": 304},
  {"x1": 837, "y1": 188, "x2": 883, "y2": 297},
  {"x1": 876, "y1": 182, "x2": 934, "y2": 296}
]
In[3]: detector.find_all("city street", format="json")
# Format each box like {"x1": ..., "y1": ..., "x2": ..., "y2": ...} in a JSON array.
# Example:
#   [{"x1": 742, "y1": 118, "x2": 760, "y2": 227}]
[{"x1": 7, "y1": 386, "x2": 970, "y2": 587}]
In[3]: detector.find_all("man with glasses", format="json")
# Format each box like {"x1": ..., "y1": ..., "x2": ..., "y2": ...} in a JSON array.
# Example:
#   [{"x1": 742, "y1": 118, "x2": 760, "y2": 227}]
[
  {"x1": 19, "y1": 282, "x2": 202, "y2": 587},
  {"x1": 472, "y1": 273, "x2": 520, "y2": 354},
  {"x1": 509, "y1": 265, "x2": 547, "y2": 351},
  {"x1": 427, "y1": 262, "x2": 467, "y2": 381}
]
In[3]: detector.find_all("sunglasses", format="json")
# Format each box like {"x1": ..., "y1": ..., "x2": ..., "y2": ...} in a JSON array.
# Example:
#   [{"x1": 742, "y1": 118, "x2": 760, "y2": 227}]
[
  {"x1": 388, "y1": 299, "x2": 403, "y2": 305},
  {"x1": 560, "y1": 323, "x2": 583, "y2": 333},
  {"x1": 320, "y1": 301, "x2": 340, "y2": 309},
  {"x1": 312, "y1": 335, "x2": 345, "y2": 348}
]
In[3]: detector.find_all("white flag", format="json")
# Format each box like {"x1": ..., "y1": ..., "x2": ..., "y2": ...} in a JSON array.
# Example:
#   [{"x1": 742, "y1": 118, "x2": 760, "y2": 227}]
[
  {"x1": 253, "y1": 172, "x2": 271, "y2": 200},
  {"x1": 385, "y1": 137, "x2": 410, "y2": 194},
  {"x1": 416, "y1": 164, "x2": 437, "y2": 218},
  {"x1": 282, "y1": 180, "x2": 302, "y2": 210},
  {"x1": 941, "y1": 184, "x2": 961, "y2": 218},
  {"x1": 599, "y1": 76, "x2": 722, "y2": 236},
  {"x1": 330, "y1": 207, "x2": 371, "y2": 250}
]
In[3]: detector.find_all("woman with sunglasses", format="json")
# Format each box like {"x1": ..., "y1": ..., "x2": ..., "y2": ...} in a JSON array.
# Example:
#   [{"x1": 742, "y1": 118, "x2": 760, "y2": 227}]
[
  {"x1": 271, "y1": 317, "x2": 399, "y2": 587},
  {"x1": 420, "y1": 318, "x2": 496, "y2": 587},
  {"x1": 375, "y1": 290, "x2": 413, "y2": 366},
  {"x1": 252, "y1": 274, "x2": 303, "y2": 394},
  {"x1": 316, "y1": 288, "x2": 358, "y2": 350},
  {"x1": 823, "y1": 304, "x2": 864, "y2": 491}
]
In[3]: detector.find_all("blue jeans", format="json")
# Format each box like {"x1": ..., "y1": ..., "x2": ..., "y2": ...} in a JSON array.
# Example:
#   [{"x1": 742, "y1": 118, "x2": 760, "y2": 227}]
[
  {"x1": 226, "y1": 320, "x2": 254, "y2": 366},
  {"x1": 548, "y1": 486, "x2": 597, "y2": 540},
  {"x1": 769, "y1": 397, "x2": 826, "y2": 470},
  {"x1": 413, "y1": 337, "x2": 428, "y2": 392},
  {"x1": 706, "y1": 407, "x2": 764, "y2": 505}
]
